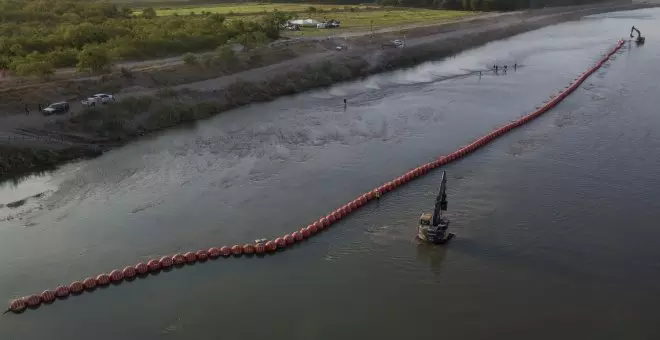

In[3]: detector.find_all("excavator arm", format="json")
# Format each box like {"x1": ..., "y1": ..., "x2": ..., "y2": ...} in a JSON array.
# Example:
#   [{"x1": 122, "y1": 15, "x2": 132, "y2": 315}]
[
  {"x1": 631, "y1": 26, "x2": 641, "y2": 38},
  {"x1": 431, "y1": 171, "x2": 448, "y2": 226}
]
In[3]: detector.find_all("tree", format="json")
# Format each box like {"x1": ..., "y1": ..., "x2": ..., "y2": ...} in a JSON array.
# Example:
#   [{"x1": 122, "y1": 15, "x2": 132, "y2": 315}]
[
  {"x1": 11, "y1": 53, "x2": 55, "y2": 78},
  {"x1": 77, "y1": 45, "x2": 111, "y2": 72}
]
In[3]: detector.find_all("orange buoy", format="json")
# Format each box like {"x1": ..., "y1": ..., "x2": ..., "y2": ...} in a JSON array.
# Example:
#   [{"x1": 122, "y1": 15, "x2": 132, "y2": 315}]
[
  {"x1": 265, "y1": 241, "x2": 277, "y2": 252},
  {"x1": 220, "y1": 246, "x2": 231, "y2": 257},
  {"x1": 135, "y1": 262, "x2": 149, "y2": 274},
  {"x1": 285, "y1": 234, "x2": 295, "y2": 244},
  {"x1": 293, "y1": 231, "x2": 303, "y2": 241},
  {"x1": 147, "y1": 259, "x2": 161, "y2": 271},
  {"x1": 55, "y1": 286, "x2": 69, "y2": 298},
  {"x1": 243, "y1": 244, "x2": 255, "y2": 254},
  {"x1": 69, "y1": 281, "x2": 84, "y2": 294},
  {"x1": 160, "y1": 256, "x2": 174, "y2": 268},
  {"x1": 208, "y1": 247, "x2": 221, "y2": 258},
  {"x1": 26, "y1": 295, "x2": 41, "y2": 307},
  {"x1": 41, "y1": 290, "x2": 56, "y2": 303},
  {"x1": 184, "y1": 252, "x2": 197, "y2": 263},
  {"x1": 172, "y1": 254, "x2": 185, "y2": 265},
  {"x1": 231, "y1": 245, "x2": 242, "y2": 255},
  {"x1": 255, "y1": 243, "x2": 265, "y2": 253},
  {"x1": 96, "y1": 274, "x2": 110, "y2": 286},
  {"x1": 123, "y1": 266, "x2": 137, "y2": 278},
  {"x1": 196, "y1": 250, "x2": 209, "y2": 261},
  {"x1": 9, "y1": 298, "x2": 27, "y2": 313},
  {"x1": 110, "y1": 270, "x2": 124, "y2": 282},
  {"x1": 83, "y1": 277, "x2": 97, "y2": 289},
  {"x1": 275, "y1": 237, "x2": 286, "y2": 248}
]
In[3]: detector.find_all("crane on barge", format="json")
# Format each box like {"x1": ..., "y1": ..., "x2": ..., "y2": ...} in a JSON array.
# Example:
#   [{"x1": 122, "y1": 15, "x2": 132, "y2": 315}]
[{"x1": 417, "y1": 171, "x2": 455, "y2": 244}]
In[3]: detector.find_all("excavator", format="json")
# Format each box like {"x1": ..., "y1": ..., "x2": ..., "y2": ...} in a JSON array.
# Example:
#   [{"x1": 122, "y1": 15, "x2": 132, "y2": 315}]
[
  {"x1": 417, "y1": 171, "x2": 455, "y2": 244},
  {"x1": 630, "y1": 26, "x2": 645, "y2": 44}
]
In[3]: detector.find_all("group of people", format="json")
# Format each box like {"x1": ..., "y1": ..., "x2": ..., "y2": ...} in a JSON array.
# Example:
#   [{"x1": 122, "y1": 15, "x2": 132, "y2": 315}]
[
  {"x1": 492, "y1": 63, "x2": 517, "y2": 73},
  {"x1": 24, "y1": 103, "x2": 45, "y2": 114}
]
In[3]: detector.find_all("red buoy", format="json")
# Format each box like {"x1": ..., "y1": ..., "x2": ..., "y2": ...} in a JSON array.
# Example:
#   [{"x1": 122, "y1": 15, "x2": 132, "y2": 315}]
[
  {"x1": 301, "y1": 228, "x2": 311, "y2": 238},
  {"x1": 69, "y1": 281, "x2": 84, "y2": 294},
  {"x1": 135, "y1": 262, "x2": 149, "y2": 274},
  {"x1": 9, "y1": 298, "x2": 26, "y2": 313},
  {"x1": 285, "y1": 234, "x2": 295, "y2": 244},
  {"x1": 172, "y1": 254, "x2": 185, "y2": 265},
  {"x1": 328, "y1": 213, "x2": 337, "y2": 223},
  {"x1": 332, "y1": 211, "x2": 341, "y2": 221},
  {"x1": 55, "y1": 286, "x2": 69, "y2": 298},
  {"x1": 255, "y1": 243, "x2": 265, "y2": 253},
  {"x1": 308, "y1": 224, "x2": 318, "y2": 234},
  {"x1": 96, "y1": 274, "x2": 110, "y2": 286},
  {"x1": 220, "y1": 246, "x2": 231, "y2": 257},
  {"x1": 312, "y1": 221, "x2": 322, "y2": 231},
  {"x1": 208, "y1": 247, "x2": 221, "y2": 258},
  {"x1": 342, "y1": 204, "x2": 351, "y2": 214},
  {"x1": 184, "y1": 252, "x2": 197, "y2": 263},
  {"x1": 231, "y1": 245, "x2": 243, "y2": 255},
  {"x1": 41, "y1": 290, "x2": 56, "y2": 303},
  {"x1": 123, "y1": 266, "x2": 137, "y2": 279},
  {"x1": 196, "y1": 250, "x2": 209, "y2": 261},
  {"x1": 243, "y1": 244, "x2": 255, "y2": 254},
  {"x1": 160, "y1": 256, "x2": 174, "y2": 268},
  {"x1": 320, "y1": 217, "x2": 330, "y2": 227},
  {"x1": 265, "y1": 241, "x2": 277, "y2": 252},
  {"x1": 147, "y1": 259, "x2": 161, "y2": 272},
  {"x1": 83, "y1": 277, "x2": 97, "y2": 289},
  {"x1": 110, "y1": 270, "x2": 124, "y2": 282},
  {"x1": 26, "y1": 295, "x2": 41, "y2": 307},
  {"x1": 275, "y1": 237, "x2": 286, "y2": 248},
  {"x1": 350, "y1": 200, "x2": 358, "y2": 210}
]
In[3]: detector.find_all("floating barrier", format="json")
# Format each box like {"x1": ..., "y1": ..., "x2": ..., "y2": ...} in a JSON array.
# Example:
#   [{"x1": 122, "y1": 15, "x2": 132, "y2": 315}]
[{"x1": 4, "y1": 39, "x2": 625, "y2": 314}]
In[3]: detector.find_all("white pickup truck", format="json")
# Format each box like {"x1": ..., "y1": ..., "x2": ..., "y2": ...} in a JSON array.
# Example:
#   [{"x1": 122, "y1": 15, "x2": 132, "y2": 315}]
[{"x1": 81, "y1": 93, "x2": 116, "y2": 107}]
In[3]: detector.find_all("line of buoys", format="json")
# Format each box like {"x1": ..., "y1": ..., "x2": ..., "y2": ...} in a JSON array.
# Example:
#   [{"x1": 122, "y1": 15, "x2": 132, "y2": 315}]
[{"x1": 5, "y1": 40, "x2": 624, "y2": 314}]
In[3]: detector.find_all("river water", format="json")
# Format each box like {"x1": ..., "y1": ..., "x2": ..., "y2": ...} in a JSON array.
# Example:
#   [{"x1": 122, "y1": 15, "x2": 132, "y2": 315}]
[{"x1": 2, "y1": 8, "x2": 660, "y2": 339}]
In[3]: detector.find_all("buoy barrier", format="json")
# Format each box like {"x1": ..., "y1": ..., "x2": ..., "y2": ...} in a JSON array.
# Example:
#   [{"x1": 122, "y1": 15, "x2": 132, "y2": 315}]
[{"x1": 4, "y1": 40, "x2": 625, "y2": 315}]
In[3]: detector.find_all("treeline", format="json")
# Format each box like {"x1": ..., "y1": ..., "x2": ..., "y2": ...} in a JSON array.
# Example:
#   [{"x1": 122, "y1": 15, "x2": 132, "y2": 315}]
[
  {"x1": 0, "y1": 0, "x2": 293, "y2": 77},
  {"x1": 375, "y1": 0, "x2": 613, "y2": 10}
]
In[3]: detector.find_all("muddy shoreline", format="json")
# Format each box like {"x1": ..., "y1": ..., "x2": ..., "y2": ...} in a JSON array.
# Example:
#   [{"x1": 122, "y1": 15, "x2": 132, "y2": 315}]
[{"x1": 0, "y1": 2, "x2": 654, "y2": 181}]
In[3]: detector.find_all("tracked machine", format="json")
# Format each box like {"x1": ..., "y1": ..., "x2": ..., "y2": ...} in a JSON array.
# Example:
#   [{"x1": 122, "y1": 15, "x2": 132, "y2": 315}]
[
  {"x1": 630, "y1": 26, "x2": 645, "y2": 44},
  {"x1": 417, "y1": 171, "x2": 455, "y2": 244}
]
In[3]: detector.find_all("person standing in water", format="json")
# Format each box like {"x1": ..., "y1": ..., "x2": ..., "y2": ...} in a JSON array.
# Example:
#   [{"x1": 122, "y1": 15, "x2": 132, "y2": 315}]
[
  {"x1": 343, "y1": 98, "x2": 347, "y2": 110},
  {"x1": 503, "y1": 65, "x2": 508, "y2": 73},
  {"x1": 514, "y1": 63, "x2": 517, "y2": 71}
]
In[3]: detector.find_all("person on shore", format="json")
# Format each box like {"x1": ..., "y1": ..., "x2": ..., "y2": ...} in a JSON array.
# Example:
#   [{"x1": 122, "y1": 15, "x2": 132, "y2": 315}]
[
  {"x1": 493, "y1": 65, "x2": 499, "y2": 73},
  {"x1": 38, "y1": 103, "x2": 42, "y2": 111},
  {"x1": 503, "y1": 65, "x2": 508, "y2": 73},
  {"x1": 24, "y1": 104, "x2": 29, "y2": 115},
  {"x1": 514, "y1": 63, "x2": 517, "y2": 71},
  {"x1": 343, "y1": 98, "x2": 347, "y2": 110},
  {"x1": 479, "y1": 71, "x2": 482, "y2": 79}
]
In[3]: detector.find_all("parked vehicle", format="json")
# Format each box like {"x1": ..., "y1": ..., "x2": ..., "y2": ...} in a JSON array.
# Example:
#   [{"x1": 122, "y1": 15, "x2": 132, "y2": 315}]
[
  {"x1": 42, "y1": 102, "x2": 70, "y2": 115},
  {"x1": 81, "y1": 93, "x2": 116, "y2": 107}
]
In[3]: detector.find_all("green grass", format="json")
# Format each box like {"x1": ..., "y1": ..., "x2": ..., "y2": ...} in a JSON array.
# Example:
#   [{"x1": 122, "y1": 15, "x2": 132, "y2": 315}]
[
  {"x1": 140, "y1": 3, "x2": 374, "y2": 16},
  {"x1": 281, "y1": 9, "x2": 478, "y2": 36}
]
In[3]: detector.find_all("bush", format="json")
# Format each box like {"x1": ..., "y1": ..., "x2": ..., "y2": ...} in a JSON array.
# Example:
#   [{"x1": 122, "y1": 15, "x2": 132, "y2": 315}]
[
  {"x1": 183, "y1": 53, "x2": 198, "y2": 66},
  {"x1": 77, "y1": 45, "x2": 112, "y2": 73}
]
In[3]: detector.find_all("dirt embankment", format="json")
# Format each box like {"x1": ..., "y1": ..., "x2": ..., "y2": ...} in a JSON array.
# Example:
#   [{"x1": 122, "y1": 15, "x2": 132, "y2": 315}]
[{"x1": 0, "y1": 1, "x2": 655, "y2": 180}]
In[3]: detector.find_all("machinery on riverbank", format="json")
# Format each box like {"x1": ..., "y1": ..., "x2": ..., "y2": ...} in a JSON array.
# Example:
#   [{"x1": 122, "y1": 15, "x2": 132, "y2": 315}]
[
  {"x1": 418, "y1": 171, "x2": 454, "y2": 244},
  {"x1": 630, "y1": 26, "x2": 645, "y2": 44}
]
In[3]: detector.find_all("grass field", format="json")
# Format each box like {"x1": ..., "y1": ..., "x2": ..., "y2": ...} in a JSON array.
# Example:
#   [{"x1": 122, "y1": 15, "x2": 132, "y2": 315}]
[
  {"x1": 131, "y1": 2, "x2": 478, "y2": 37},
  {"x1": 282, "y1": 8, "x2": 477, "y2": 36},
  {"x1": 139, "y1": 3, "x2": 375, "y2": 16}
]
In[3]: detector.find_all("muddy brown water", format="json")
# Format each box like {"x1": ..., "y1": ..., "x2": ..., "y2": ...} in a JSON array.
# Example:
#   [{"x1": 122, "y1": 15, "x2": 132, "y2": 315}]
[{"x1": 2, "y1": 8, "x2": 660, "y2": 340}]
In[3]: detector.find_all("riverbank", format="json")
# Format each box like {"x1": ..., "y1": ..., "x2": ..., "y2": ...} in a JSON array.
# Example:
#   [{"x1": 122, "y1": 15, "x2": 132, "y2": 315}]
[{"x1": 0, "y1": 1, "x2": 655, "y2": 180}]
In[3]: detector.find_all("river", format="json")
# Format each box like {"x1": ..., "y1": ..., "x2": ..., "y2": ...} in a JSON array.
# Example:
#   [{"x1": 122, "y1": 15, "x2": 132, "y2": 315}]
[{"x1": 2, "y1": 8, "x2": 660, "y2": 340}]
